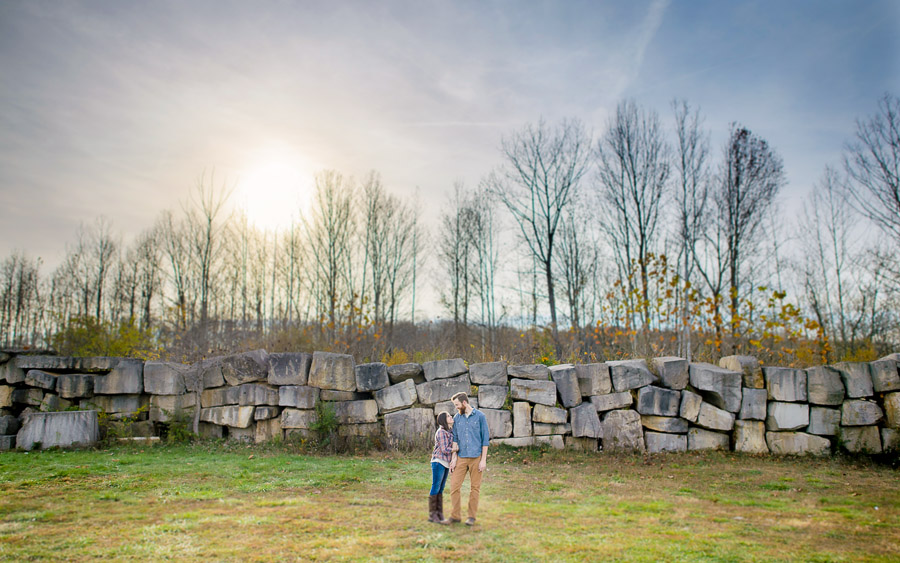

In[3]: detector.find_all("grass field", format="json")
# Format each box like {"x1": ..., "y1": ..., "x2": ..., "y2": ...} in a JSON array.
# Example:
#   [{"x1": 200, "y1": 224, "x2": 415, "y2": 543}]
[{"x1": 0, "y1": 442, "x2": 898, "y2": 562}]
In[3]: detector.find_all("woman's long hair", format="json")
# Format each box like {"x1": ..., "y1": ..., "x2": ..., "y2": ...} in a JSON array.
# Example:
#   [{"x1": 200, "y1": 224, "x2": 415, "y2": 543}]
[{"x1": 436, "y1": 411, "x2": 451, "y2": 432}]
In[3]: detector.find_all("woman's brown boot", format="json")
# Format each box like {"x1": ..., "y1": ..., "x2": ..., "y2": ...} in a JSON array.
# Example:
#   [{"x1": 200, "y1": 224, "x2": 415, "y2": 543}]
[{"x1": 428, "y1": 495, "x2": 440, "y2": 523}]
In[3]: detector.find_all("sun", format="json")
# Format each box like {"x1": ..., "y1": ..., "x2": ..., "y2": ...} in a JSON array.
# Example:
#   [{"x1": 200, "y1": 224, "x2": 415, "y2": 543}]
[{"x1": 236, "y1": 155, "x2": 313, "y2": 230}]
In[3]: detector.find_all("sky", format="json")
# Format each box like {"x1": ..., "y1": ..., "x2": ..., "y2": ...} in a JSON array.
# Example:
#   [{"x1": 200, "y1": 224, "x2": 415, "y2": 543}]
[{"x1": 1, "y1": 0, "x2": 898, "y2": 272}]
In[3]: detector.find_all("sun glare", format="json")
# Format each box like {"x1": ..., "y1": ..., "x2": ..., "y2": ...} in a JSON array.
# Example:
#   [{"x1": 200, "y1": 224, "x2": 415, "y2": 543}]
[{"x1": 236, "y1": 156, "x2": 312, "y2": 230}]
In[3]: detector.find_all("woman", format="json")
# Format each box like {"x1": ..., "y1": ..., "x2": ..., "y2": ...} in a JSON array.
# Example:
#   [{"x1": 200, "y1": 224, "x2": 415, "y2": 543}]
[{"x1": 428, "y1": 411, "x2": 455, "y2": 523}]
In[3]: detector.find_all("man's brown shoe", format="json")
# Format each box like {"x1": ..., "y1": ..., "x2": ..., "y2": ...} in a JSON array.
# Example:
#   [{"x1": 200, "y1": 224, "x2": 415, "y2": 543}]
[
  {"x1": 465, "y1": 517, "x2": 476, "y2": 526},
  {"x1": 440, "y1": 517, "x2": 460, "y2": 525}
]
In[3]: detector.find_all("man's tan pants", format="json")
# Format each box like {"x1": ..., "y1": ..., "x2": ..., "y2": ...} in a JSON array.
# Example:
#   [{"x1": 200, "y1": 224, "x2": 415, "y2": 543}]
[{"x1": 449, "y1": 457, "x2": 484, "y2": 520}]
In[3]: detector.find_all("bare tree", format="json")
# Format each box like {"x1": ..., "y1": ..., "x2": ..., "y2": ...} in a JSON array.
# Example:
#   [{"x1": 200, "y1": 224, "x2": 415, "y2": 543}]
[
  {"x1": 437, "y1": 182, "x2": 476, "y2": 337},
  {"x1": 555, "y1": 204, "x2": 598, "y2": 331},
  {"x1": 489, "y1": 118, "x2": 590, "y2": 345}
]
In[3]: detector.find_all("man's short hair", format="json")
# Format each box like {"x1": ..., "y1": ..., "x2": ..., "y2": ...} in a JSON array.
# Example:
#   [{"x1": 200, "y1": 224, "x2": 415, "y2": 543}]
[{"x1": 451, "y1": 391, "x2": 469, "y2": 404}]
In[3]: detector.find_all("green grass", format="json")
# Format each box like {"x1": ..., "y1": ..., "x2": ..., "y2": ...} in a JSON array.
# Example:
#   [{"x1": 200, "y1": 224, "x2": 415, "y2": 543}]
[{"x1": 0, "y1": 443, "x2": 898, "y2": 561}]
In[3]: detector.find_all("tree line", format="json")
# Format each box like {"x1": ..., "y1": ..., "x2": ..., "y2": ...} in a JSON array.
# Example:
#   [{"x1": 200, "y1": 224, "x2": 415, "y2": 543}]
[{"x1": 2, "y1": 95, "x2": 898, "y2": 366}]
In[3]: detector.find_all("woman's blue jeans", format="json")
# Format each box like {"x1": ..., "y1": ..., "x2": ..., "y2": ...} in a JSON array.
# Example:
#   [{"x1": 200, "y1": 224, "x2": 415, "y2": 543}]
[{"x1": 430, "y1": 461, "x2": 449, "y2": 495}]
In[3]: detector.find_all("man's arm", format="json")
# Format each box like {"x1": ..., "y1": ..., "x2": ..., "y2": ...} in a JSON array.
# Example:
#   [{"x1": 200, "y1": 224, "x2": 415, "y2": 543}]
[{"x1": 478, "y1": 412, "x2": 490, "y2": 472}]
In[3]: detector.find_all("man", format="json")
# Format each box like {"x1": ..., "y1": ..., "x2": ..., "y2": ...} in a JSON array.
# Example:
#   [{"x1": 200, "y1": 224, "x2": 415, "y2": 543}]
[{"x1": 443, "y1": 391, "x2": 489, "y2": 526}]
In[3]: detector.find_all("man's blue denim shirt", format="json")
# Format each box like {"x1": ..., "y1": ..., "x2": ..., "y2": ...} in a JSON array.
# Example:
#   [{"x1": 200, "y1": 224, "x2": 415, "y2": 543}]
[{"x1": 451, "y1": 408, "x2": 490, "y2": 458}]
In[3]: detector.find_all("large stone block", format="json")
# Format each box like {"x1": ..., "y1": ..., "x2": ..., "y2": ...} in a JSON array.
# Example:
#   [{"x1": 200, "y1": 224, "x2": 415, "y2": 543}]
[
  {"x1": 764, "y1": 367, "x2": 807, "y2": 402},
  {"x1": 591, "y1": 392, "x2": 633, "y2": 412},
  {"x1": 687, "y1": 428, "x2": 730, "y2": 451},
  {"x1": 14, "y1": 388, "x2": 43, "y2": 406},
  {"x1": 689, "y1": 363, "x2": 742, "y2": 412},
  {"x1": 841, "y1": 400, "x2": 883, "y2": 426},
  {"x1": 267, "y1": 352, "x2": 312, "y2": 386},
  {"x1": 238, "y1": 383, "x2": 279, "y2": 406},
  {"x1": 719, "y1": 355, "x2": 764, "y2": 388},
  {"x1": 374, "y1": 379, "x2": 417, "y2": 413},
  {"x1": 766, "y1": 402, "x2": 809, "y2": 431},
  {"x1": 609, "y1": 359, "x2": 657, "y2": 392},
  {"x1": 600, "y1": 409, "x2": 643, "y2": 451},
  {"x1": 416, "y1": 374, "x2": 470, "y2": 405},
  {"x1": 422, "y1": 358, "x2": 467, "y2": 382},
  {"x1": 508, "y1": 364, "x2": 550, "y2": 380},
  {"x1": 221, "y1": 350, "x2": 269, "y2": 387},
  {"x1": 509, "y1": 378, "x2": 557, "y2": 406},
  {"x1": 320, "y1": 390, "x2": 369, "y2": 401},
  {"x1": 255, "y1": 417, "x2": 283, "y2": 443},
  {"x1": 227, "y1": 426, "x2": 256, "y2": 443},
  {"x1": 0, "y1": 361, "x2": 25, "y2": 384},
  {"x1": 0, "y1": 435, "x2": 14, "y2": 450},
  {"x1": 513, "y1": 402, "x2": 532, "y2": 437},
  {"x1": 355, "y1": 362, "x2": 389, "y2": 392},
  {"x1": 150, "y1": 394, "x2": 197, "y2": 422},
  {"x1": 15, "y1": 355, "x2": 76, "y2": 371},
  {"x1": 839, "y1": 426, "x2": 882, "y2": 454},
  {"x1": 0, "y1": 385, "x2": 15, "y2": 408},
  {"x1": 94, "y1": 359, "x2": 144, "y2": 394},
  {"x1": 201, "y1": 387, "x2": 231, "y2": 408},
  {"x1": 641, "y1": 415, "x2": 688, "y2": 433},
  {"x1": 491, "y1": 437, "x2": 534, "y2": 448},
  {"x1": 533, "y1": 422, "x2": 571, "y2": 435},
  {"x1": 200, "y1": 405, "x2": 255, "y2": 428},
  {"x1": 254, "y1": 406, "x2": 280, "y2": 420},
  {"x1": 806, "y1": 366, "x2": 845, "y2": 405},
  {"x1": 333, "y1": 400, "x2": 378, "y2": 424},
  {"x1": 571, "y1": 402, "x2": 602, "y2": 438},
  {"x1": 833, "y1": 362, "x2": 874, "y2": 398},
  {"x1": 766, "y1": 432, "x2": 831, "y2": 456},
  {"x1": 696, "y1": 402, "x2": 735, "y2": 432},
  {"x1": 534, "y1": 435, "x2": 565, "y2": 449},
  {"x1": 734, "y1": 420, "x2": 768, "y2": 453},
  {"x1": 808, "y1": 407, "x2": 841, "y2": 436},
  {"x1": 483, "y1": 408, "x2": 513, "y2": 438},
  {"x1": 0, "y1": 414, "x2": 21, "y2": 434},
  {"x1": 278, "y1": 385, "x2": 319, "y2": 409},
  {"x1": 679, "y1": 390, "x2": 702, "y2": 422},
  {"x1": 533, "y1": 404, "x2": 568, "y2": 424},
  {"x1": 565, "y1": 436, "x2": 598, "y2": 451},
  {"x1": 25, "y1": 370, "x2": 57, "y2": 391},
  {"x1": 469, "y1": 362, "x2": 508, "y2": 385},
  {"x1": 384, "y1": 408, "x2": 434, "y2": 445},
  {"x1": 39, "y1": 393, "x2": 61, "y2": 412},
  {"x1": 885, "y1": 392, "x2": 900, "y2": 428},
  {"x1": 636, "y1": 386, "x2": 681, "y2": 417},
  {"x1": 87, "y1": 394, "x2": 146, "y2": 416},
  {"x1": 57, "y1": 374, "x2": 94, "y2": 399},
  {"x1": 194, "y1": 357, "x2": 226, "y2": 389},
  {"x1": 645, "y1": 431, "x2": 687, "y2": 453},
  {"x1": 882, "y1": 428, "x2": 900, "y2": 451},
  {"x1": 338, "y1": 422, "x2": 381, "y2": 438},
  {"x1": 308, "y1": 352, "x2": 356, "y2": 391},
  {"x1": 143, "y1": 362, "x2": 188, "y2": 395},
  {"x1": 16, "y1": 411, "x2": 99, "y2": 450},
  {"x1": 476, "y1": 384, "x2": 508, "y2": 409},
  {"x1": 387, "y1": 363, "x2": 425, "y2": 385},
  {"x1": 549, "y1": 365, "x2": 582, "y2": 408},
  {"x1": 575, "y1": 364, "x2": 612, "y2": 396},
  {"x1": 739, "y1": 388, "x2": 767, "y2": 421},
  {"x1": 869, "y1": 359, "x2": 900, "y2": 393},
  {"x1": 651, "y1": 357, "x2": 689, "y2": 390},
  {"x1": 280, "y1": 408, "x2": 317, "y2": 429}
]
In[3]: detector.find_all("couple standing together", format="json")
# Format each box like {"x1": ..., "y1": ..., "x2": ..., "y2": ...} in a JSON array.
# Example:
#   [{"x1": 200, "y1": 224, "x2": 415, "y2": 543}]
[{"x1": 428, "y1": 391, "x2": 489, "y2": 526}]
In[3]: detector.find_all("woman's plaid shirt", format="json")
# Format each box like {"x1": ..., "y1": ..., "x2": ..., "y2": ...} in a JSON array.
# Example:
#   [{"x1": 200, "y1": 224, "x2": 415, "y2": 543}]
[{"x1": 431, "y1": 427, "x2": 453, "y2": 465}]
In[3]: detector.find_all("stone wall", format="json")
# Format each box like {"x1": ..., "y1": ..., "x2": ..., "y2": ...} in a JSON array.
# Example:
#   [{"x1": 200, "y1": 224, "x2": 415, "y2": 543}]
[{"x1": 1, "y1": 349, "x2": 898, "y2": 454}]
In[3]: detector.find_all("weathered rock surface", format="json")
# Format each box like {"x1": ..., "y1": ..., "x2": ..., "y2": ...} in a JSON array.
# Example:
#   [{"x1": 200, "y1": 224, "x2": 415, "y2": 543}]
[
  {"x1": 833, "y1": 362, "x2": 874, "y2": 398},
  {"x1": 600, "y1": 409, "x2": 643, "y2": 451},
  {"x1": 687, "y1": 428, "x2": 730, "y2": 451},
  {"x1": 95, "y1": 359, "x2": 144, "y2": 394},
  {"x1": 422, "y1": 358, "x2": 467, "y2": 382},
  {"x1": 483, "y1": 408, "x2": 513, "y2": 438},
  {"x1": 320, "y1": 390, "x2": 369, "y2": 401},
  {"x1": 689, "y1": 363, "x2": 742, "y2": 412},
  {"x1": 512, "y1": 401, "x2": 532, "y2": 437},
  {"x1": 17, "y1": 411, "x2": 99, "y2": 450},
  {"x1": 533, "y1": 422, "x2": 571, "y2": 435},
  {"x1": 143, "y1": 362, "x2": 188, "y2": 395},
  {"x1": 651, "y1": 357, "x2": 689, "y2": 390},
  {"x1": 549, "y1": 365, "x2": 582, "y2": 408},
  {"x1": 254, "y1": 406, "x2": 280, "y2": 420},
  {"x1": 25, "y1": 370, "x2": 57, "y2": 391},
  {"x1": 508, "y1": 364, "x2": 550, "y2": 380},
  {"x1": 280, "y1": 408, "x2": 317, "y2": 429},
  {"x1": 267, "y1": 352, "x2": 312, "y2": 386},
  {"x1": 39, "y1": 393, "x2": 60, "y2": 412},
  {"x1": 839, "y1": 425, "x2": 882, "y2": 454},
  {"x1": 1, "y1": 385, "x2": 16, "y2": 408},
  {"x1": 806, "y1": 366, "x2": 845, "y2": 405},
  {"x1": 227, "y1": 426, "x2": 256, "y2": 442},
  {"x1": 0, "y1": 414, "x2": 21, "y2": 434},
  {"x1": 0, "y1": 361, "x2": 25, "y2": 384},
  {"x1": 645, "y1": 431, "x2": 687, "y2": 453},
  {"x1": 416, "y1": 374, "x2": 470, "y2": 405},
  {"x1": 869, "y1": 359, "x2": 900, "y2": 393},
  {"x1": 469, "y1": 362, "x2": 508, "y2": 385},
  {"x1": 882, "y1": 428, "x2": 900, "y2": 451},
  {"x1": 88, "y1": 394, "x2": 145, "y2": 415},
  {"x1": 200, "y1": 406, "x2": 255, "y2": 428},
  {"x1": 841, "y1": 400, "x2": 883, "y2": 426},
  {"x1": 338, "y1": 422, "x2": 381, "y2": 438},
  {"x1": 355, "y1": 362, "x2": 389, "y2": 392},
  {"x1": 220, "y1": 350, "x2": 269, "y2": 387},
  {"x1": 14, "y1": 388, "x2": 43, "y2": 406},
  {"x1": 609, "y1": 359, "x2": 657, "y2": 392},
  {"x1": 387, "y1": 363, "x2": 425, "y2": 385},
  {"x1": 0, "y1": 435, "x2": 16, "y2": 450},
  {"x1": 150, "y1": 394, "x2": 197, "y2": 422},
  {"x1": 333, "y1": 400, "x2": 378, "y2": 424},
  {"x1": 764, "y1": 367, "x2": 807, "y2": 402},
  {"x1": 532, "y1": 404, "x2": 567, "y2": 424},
  {"x1": 509, "y1": 378, "x2": 557, "y2": 406},
  {"x1": 679, "y1": 390, "x2": 702, "y2": 422},
  {"x1": 384, "y1": 408, "x2": 435, "y2": 445},
  {"x1": 808, "y1": 407, "x2": 841, "y2": 436},
  {"x1": 565, "y1": 436, "x2": 598, "y2": 451},
  {"x1": 237, "y1": 383, "x2": 279, "y2": 406},
  {"x1": 57, "y1": 374, "x2": 94, "y2": 399},
  {"x1": 591, "y1": 392, "x2": 633, "y2": 412},
  {"x1": 739, "y1": 388, "x2": 767, "y2": 421},
  {"x1": 278, "y1": 386, "x2": 319, "y2": 409},
  {"x1": 766, "y1": 402, "x2": 810, "y2": 431},
  {"x1": 734, "y1": 420, "x2": 768, "y2": 453},
  {"x1": 255, "y1": 418, "x2": 282, "y2": 443},
  {"x1": 571, "y1": 402, "x2": 602, "y2": 438},
  {"x1": 193, "y1": 358, "x2": 225, "y2": 389},
  {"x1": 374, "y1": 379, "x2": 417, "y2": 413},
  {"x1": 534, "y1": 435, "x2": 565, "y2": 449},
  {"x1": 766, "y1": 431, "x2": 831, "y2": 456},
  {"x1": 641, "y1": 415, "x2": 688, "y2": 433},
  {"x1": 575, "y1": 364, "x2": 612, "y2": 396},
  {"x1": 719, "y1": 355, "x2": 765, "y2": 388},
  {"x1": 491, "y1": 437, "x2": 534, "y2": 448},
  {"x1": 308, "y1": 352, "x2": 356, "y2": 391},
  {"x1": 696, "y1": 402, "x2": 736, "y2": 432},
  {"x1": 636, "y1": 386, "x2": 681, "y2": 417},
  {"x1": 15, "y1": 355, "x2": 77, "y2": 371},
  {"x1": 476, "y1": 385, "x2": 508, "y2": 409},
  {"x1": 885, "y1": 392, "x2": 900, "y2": 428}
]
